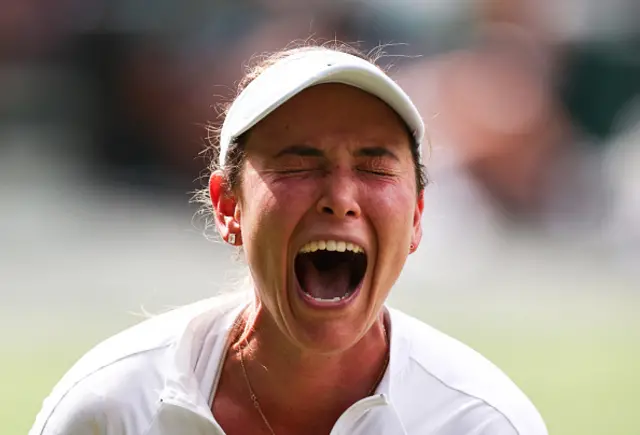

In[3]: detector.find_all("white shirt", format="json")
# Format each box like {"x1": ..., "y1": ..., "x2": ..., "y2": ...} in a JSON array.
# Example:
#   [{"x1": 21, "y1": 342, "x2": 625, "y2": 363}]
[{"x1": 30, "y1": 293, "x2": 547, "y2": 435}]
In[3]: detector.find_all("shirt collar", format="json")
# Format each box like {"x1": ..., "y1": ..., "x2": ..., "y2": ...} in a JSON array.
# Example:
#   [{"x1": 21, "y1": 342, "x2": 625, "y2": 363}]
[
  {"x1": 160, "y1": 294, "x2": 250, "y2": 417},
  {"x1": 374, "y1": 307, "x2": 411, "y2": 400}
]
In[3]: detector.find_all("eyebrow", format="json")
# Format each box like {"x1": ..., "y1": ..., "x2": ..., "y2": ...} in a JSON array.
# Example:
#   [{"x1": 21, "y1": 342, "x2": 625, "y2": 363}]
[
  {"x1": 355, "y1": 146, "x2": 399, "y2": 161},
  {"x1": 274, "y1": 144, "x2": 324, "y2": 158},
  {"x1": 274, "y1": 144, "x2": 399, "y2": 161}
]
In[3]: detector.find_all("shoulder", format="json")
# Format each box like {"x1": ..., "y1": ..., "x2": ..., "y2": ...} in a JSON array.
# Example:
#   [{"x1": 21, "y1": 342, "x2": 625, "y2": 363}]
[
  {"x1": 30, "y1": 293, "x2": 247, "y2": 435},
  {"x1": 29, "y1": 349, "x2": 166, "y2": 435},
  {"x1": 388, "y1": 308, "x2": 547, "y2": 435}
]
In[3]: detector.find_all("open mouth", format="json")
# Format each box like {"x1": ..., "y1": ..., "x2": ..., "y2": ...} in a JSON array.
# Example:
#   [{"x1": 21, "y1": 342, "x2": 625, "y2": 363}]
[{"x1": 294, "y1": 240, "x2": 367, "y2": 304}]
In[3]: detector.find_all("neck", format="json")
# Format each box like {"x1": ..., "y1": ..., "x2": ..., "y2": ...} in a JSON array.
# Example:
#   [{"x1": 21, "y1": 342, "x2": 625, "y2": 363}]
[{"x1": 232, "y1": 303, "x2": 389, "y2": 425}]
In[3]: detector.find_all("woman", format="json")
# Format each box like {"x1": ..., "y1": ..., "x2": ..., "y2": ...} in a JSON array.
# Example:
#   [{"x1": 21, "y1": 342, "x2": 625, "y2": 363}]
[{"x1": 31, "y1": 43, "x2": 547, "y2": 435}]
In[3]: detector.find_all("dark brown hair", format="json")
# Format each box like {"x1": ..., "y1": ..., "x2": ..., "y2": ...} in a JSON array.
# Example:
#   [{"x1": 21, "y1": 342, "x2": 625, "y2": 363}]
[{"x1": 194, "y1": 41, "x2": 427, "y2": 229}]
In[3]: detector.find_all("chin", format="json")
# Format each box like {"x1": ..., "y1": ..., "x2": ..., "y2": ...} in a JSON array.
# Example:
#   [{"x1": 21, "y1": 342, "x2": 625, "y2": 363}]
[{"x1": 286, "y1": 286, "x2": 376, "y2": 354}]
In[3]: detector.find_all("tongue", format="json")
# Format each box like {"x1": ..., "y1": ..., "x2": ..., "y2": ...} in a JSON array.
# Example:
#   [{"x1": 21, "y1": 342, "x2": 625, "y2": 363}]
[{"x1": 299, "y1": 256, "x2": 351, "y2": 300}]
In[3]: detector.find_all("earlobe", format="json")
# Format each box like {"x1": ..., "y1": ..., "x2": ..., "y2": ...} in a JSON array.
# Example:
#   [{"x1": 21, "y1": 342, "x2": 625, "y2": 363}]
[
  {"x1": 233, "y1": 203, "x2": 242, "y2": 225},
  {"x1": 209, "y1": 171, "x2": 242, "y2": 245},
  {"x1": 410, "y1": 190, "x2": 425, "y2": 254},
  {"x1": 414, "y1": 190, "x2": 424, "y2": 225}
]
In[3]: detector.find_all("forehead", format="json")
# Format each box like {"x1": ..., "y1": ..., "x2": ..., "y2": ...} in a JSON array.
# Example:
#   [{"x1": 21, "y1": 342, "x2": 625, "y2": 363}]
[{"x1": 244, "y1": 83, "x2": 411, "y2": 151}]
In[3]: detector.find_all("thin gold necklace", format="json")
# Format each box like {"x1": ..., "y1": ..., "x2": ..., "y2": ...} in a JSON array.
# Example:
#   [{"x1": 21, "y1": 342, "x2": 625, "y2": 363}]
[{"x1": 236, "y1": 323, "x2": 390, "y2": 435}]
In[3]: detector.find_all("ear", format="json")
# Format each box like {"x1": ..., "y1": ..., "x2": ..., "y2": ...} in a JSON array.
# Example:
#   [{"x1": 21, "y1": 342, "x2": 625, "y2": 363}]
[
  {"x1": 409, "y1": 190, "x2": 424, "y2": 254},
  {"x1": 209, "y1": 170, "x2": 242, "y2": 245}
]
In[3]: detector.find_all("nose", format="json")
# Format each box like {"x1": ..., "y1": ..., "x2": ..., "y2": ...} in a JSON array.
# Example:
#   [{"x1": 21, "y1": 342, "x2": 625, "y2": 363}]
[{"x1": 316, "y1": 171, "x2": 361, "y2": 219}]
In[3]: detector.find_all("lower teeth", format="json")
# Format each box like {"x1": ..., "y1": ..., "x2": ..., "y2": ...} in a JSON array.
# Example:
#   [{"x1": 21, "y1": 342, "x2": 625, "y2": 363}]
[{"x1": 312, "y1": 295, "x2": 348, "y2": 303}]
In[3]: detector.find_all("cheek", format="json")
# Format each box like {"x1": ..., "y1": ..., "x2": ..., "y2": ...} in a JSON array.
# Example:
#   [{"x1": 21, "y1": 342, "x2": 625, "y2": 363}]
[
  {"x1": 365, "y1": 186, "x2": 416, "y2": 293},
  {"x1": 240, "y1": 178, "x2": 316, "y2": 300},
  {"x1": 240, "y1": 177, "x2": 314, "y2": 244},
  {"x1": 365, "y1": 184, "x2": 416, "y2": 236},
  {"x1": 240, "y1": 187, "x2": 284, "y2": 292}
]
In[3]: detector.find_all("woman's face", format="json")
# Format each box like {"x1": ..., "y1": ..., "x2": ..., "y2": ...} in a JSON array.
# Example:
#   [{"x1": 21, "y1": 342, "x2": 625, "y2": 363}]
[{"x1": 215, "y1": 83, "x2": 423, "y2": 353}]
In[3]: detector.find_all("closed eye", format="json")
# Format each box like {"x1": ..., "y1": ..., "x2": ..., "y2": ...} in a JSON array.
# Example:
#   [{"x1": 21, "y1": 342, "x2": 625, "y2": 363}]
[
  {"x1": 358, "y1": 168, "x2": 395, "y2": 177},
  {"x1": 357, "y1": 155, "x2": 398, "y2": 177},
  {"x1": 272, "y1": 167, "x2": 325, "y2": 177},
  {"x1": 278, "y1": 169, "x2": 313, "y2": 174}
]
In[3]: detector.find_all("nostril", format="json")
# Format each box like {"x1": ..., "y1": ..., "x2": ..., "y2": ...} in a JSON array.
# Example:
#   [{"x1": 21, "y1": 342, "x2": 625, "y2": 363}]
[
  {"x1": 346, "y1": 210, "x2": 356, "y2": 217},
  {"x1": 322, "y1": 206, "x2": 334, "y2": 215}
]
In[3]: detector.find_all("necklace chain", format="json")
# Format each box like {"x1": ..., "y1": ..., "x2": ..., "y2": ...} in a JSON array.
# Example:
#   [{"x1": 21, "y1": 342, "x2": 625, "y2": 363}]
[
  {"x1": 238, "y1": 341, "x2": 278, "y2": 435},
  {"x1": 236, "y1": 323, "x2": 390, "y2": 435}
]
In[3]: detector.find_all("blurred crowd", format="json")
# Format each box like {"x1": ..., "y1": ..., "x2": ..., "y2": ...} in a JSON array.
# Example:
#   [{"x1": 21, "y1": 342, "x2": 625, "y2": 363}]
[{"x1": 1, "y1": 0, "x2": 638, "y2": 271}]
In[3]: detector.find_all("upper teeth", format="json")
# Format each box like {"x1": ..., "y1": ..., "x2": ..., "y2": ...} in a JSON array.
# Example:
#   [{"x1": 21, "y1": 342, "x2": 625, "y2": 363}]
[{"x1": 298, "y1": 240, "x2": 364, "y2": 254}]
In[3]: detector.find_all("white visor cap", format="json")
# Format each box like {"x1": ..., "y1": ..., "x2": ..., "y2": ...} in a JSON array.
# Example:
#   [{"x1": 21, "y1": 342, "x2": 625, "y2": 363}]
[{"x1": 219, "y1": 48, "x2": 425, "y2": 166}]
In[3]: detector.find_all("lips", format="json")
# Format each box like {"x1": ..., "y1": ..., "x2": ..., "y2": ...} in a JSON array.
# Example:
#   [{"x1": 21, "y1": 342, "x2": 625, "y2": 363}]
[{"x1": 294, "y1": 239, "x2": 367, "y2": 305}]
